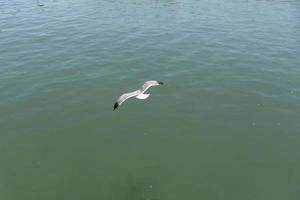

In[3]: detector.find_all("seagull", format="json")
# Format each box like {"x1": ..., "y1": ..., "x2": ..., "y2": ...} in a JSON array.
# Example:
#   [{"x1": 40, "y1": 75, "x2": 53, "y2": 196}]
[
  {"x1": 37, "y1": 0, "x2": 44, "y2": 6},
  {"x1": 113, "y1": 80, "x2": 163, "y2": 110}
]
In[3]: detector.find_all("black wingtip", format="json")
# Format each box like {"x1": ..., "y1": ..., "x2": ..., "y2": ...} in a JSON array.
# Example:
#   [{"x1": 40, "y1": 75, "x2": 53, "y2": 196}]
[
  {"x1": 113, "y1": 102, "x2": 119, "y2": 110},
  {"x1": 158, "y1": 81, "x2": 164, "y2": 85}
]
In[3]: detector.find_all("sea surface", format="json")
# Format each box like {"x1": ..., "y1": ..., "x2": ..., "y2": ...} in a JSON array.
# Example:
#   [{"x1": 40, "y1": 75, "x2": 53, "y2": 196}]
[{"x1": 1, "y1": 0, "x2": 300, "y2": 199}]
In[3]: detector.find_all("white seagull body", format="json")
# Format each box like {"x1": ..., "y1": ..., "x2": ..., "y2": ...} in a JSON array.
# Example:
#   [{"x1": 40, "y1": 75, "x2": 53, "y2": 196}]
[{"x1": 114, "y1": 80, "x2": 163, "y2": 110}]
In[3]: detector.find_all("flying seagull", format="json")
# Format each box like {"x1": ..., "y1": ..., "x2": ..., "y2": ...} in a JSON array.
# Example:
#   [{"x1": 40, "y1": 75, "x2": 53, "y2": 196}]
[
  {"x1": 113, "y1": 80, "x2": 163, "y2": 110},
  {"x1": 37, "y1": 0, "x2": 44, "y2": 6}
]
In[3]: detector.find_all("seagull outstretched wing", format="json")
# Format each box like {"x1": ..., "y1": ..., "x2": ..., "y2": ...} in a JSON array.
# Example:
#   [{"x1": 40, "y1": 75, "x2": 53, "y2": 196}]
[
  {"x1": 114, "y1": 90, "x2": 140, "y2": 110},
  {"x1": 141, "y1": 80, "x2": 164, "y2": 92}
]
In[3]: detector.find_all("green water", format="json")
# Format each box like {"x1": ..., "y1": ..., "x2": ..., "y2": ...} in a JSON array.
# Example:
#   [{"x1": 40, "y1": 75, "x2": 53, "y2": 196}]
[{"x1": 1, "y1": 0, "x2": 300, "y2": 199}]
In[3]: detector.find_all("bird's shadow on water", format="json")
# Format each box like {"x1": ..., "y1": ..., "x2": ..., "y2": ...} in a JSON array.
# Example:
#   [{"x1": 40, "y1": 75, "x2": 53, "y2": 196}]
[{"x1": 108, "y1": 175, "x2": 162, "y2": 200}]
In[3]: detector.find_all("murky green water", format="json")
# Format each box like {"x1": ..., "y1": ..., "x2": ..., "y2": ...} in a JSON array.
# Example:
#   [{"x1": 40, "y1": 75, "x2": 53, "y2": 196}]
[{"x1": 1, "y1": 0, "x2": 300, "y2": 199}]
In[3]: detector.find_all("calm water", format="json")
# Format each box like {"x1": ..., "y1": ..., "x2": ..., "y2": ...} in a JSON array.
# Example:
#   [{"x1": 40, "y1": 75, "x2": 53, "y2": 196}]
[{"x1": 1, "y1": 0, "x2": 300, "y2": 199}]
